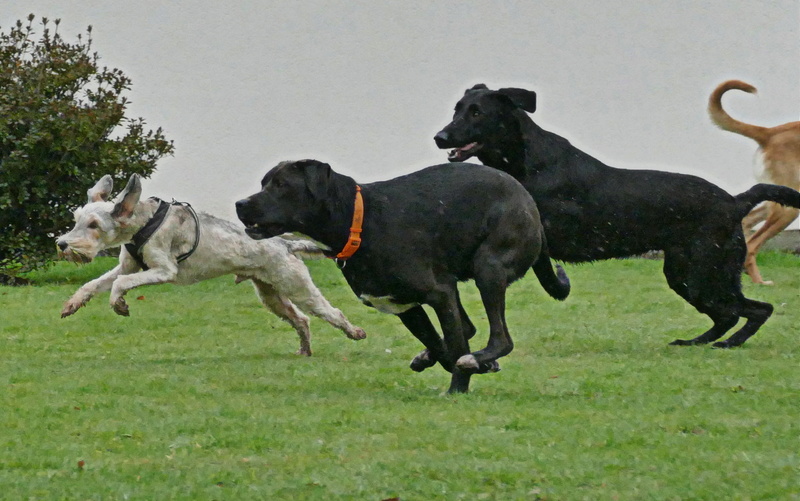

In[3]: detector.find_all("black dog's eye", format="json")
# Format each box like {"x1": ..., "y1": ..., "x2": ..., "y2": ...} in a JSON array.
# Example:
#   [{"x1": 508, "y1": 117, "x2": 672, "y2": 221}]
[{"x1": 471, "y1": 109, "x2": 482, "y2": 118}]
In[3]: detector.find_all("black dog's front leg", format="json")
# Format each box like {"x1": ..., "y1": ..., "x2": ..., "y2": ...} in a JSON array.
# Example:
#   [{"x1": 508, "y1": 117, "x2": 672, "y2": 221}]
[
  {"x1": 431, "y1": 297, "x2": 477, "y2": 394},
  {"x1": 399, "y1": 305, "x2": 500, "y2": 376},
  {"x1": 398, "y1": 306, "x2": 500, "y2": 377},
  {"x1": 398, "y1": 306, "x2": 452, "y2": 372}
]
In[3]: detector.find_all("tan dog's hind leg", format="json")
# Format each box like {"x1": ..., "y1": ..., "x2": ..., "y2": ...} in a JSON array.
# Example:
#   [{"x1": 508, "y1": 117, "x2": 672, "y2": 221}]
[
  {"x1": 746, "y1": 139, "x2": 800, "y2": 284},
  {"x1": 744, "y1": 203, "x2": 800, "y2": 285},
  {"x1": 742, "y1": 204, "x2": 769, "y2": 236}
]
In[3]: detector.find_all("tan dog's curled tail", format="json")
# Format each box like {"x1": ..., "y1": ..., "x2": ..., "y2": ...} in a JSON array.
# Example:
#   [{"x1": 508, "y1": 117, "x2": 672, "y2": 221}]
[{"x1": 708, "y1": 80, "x2": 771, "y2": 147}]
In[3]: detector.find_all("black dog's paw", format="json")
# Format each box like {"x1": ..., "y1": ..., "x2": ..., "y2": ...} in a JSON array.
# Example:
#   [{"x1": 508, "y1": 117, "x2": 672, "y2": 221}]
[
  {"x1": 712, "y1": 340, "x2": 742, "y2": 349},
  {"x1": 456, "y1": 355, "x2": 501, "y2": 374},
  {"x1": 669, "y1": 338, "x2": 700, "y2": 346},
  {"x1": 410, "y1": 350, "x2": 437, "y2": 372}
]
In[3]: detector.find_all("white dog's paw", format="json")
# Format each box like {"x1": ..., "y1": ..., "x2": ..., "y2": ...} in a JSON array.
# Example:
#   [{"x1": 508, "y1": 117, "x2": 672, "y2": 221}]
[
  {"x1": 61, "y1": 299, "x2": 84, "y2": 318},
  {"x1": 348, "y1": 327, "x2": 367, "y2": 340},
  {"x1": 456, "y1": 354, "x2": 479, "y2": 371},
  {"x1": 111, "y1": 297, "x2": 130, "y2": 316}
]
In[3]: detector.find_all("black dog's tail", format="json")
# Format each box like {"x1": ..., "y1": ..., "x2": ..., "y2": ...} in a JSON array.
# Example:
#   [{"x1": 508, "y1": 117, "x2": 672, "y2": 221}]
[
  {"x1": 734, "y1": 183, "x2": 800, "y2": 220},
  {"x1": 532, "y1": 256, "x2": 570, "y2": 301}
]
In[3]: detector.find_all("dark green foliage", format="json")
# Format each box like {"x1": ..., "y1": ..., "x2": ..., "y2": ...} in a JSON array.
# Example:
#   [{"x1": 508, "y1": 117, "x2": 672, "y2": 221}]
[{"x1": 0, "y1": 14, "x2": 173, "y2": 278}]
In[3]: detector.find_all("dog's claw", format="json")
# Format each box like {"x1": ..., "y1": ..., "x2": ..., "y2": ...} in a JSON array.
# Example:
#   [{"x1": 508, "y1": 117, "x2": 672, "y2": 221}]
[
  {"x1": 348, "y1": 327, "x2": 367, "y2": 340},
  {"x1": 477, "y1": 360, "x2": 501, "y2": 374},
  {"x1": 112, "y1": 298, "x2": 130, "y2": 316},
  {"x1": 61, "y1": 305, "x2": 78, "y2": 318},
  {"x1": 61, "y1": 298, "x2": 87, "y2": 318}
]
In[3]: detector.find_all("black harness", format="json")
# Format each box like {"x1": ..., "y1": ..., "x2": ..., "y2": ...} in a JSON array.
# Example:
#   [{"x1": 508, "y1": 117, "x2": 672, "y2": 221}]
[{"x1": 124, "y1": 197, "x2": 200, "y2": 271}]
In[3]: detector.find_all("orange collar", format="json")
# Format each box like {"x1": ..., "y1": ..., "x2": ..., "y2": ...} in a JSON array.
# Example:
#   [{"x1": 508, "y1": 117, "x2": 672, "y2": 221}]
[{"x1": 336, "y1": 185, "x2": 363, "y2": 260}]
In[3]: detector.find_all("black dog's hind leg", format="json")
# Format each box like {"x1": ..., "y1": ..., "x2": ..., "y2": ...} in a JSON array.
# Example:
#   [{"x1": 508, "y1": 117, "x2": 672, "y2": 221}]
[
  {"x1": 709, "y1": 234, "x2": 774, "y2": 348},
  {"x1": 663, "y1": 247, "x2": 741, "y2": 346},
  {"x1": 428, "y1": 288, "x2": 475, "y2": 393},
  {"x1": 712, "y1": 299, "x2": 773, "y2": 348},
  {"x1": 669, "y1": 314, "x2": 739, "y2": 346},
  {"x1": 665, "y1": 235, "x2": 772, "y2": 348}
]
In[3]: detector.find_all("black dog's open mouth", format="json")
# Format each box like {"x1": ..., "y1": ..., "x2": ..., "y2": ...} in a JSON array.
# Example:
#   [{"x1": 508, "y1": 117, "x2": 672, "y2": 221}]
[
  {"x1": 243, "y1": 223, "x2": 283, "y2": 240},
  {"x1": 447, "y1": 142, "x2": 483, "y2": 162},
  {"x1": 243, "y1": 224, "x2": 268, "y2": 240}
]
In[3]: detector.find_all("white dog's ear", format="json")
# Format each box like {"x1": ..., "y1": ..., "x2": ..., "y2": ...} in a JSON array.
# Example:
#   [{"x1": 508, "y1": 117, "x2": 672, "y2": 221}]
[
  {"x1": 87, "y1": 175, "x2": 114, "y2": 203},
  {"x1": 111, "y1": 174, "x2": 142, "y2": 219}
]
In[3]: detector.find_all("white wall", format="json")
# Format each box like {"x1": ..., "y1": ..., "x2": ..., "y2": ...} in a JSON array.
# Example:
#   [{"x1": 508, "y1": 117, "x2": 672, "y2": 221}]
[{"x1": 7, "y1": 1, "x2": 800, "y2": 225}]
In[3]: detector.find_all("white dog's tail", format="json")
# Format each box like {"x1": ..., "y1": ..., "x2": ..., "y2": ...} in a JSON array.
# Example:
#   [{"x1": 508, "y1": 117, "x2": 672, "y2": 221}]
[
  {"x1": 283, "y1": 238, "x2": 326, "y2": 260},
  {"x1": 234, "y1": 237, "x2": 325, "y2": 285}
]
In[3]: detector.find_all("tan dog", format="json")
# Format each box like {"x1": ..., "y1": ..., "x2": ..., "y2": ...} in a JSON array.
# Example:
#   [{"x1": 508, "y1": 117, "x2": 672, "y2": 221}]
[{"x1": 709, "y1": 80, "x2": 800, "y2": 284}]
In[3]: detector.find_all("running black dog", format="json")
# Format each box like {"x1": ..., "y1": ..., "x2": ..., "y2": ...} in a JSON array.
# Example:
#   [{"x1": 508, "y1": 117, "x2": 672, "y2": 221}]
[
  {"x1": 236, "y1": 159, "x2": 570, "y2": 393},
  {"x1": 434, "y1": 84, "x2": 800, "y2": 348}
]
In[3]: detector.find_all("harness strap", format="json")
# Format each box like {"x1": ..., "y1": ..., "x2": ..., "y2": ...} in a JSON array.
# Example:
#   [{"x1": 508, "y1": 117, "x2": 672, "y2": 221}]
[
  {"x1": 175, "y1": 201, "x2": 200, "y2": 264},
  {"x1": 125, "y1": 198, "x2": 169, "y2": 271},
  {"x1": 124, "y1": 197, "x2": 201, "y2": 271}
]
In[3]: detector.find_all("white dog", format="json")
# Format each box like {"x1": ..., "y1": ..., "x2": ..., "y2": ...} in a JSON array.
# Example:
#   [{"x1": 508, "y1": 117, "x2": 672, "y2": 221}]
[{"x1": 56, "y1": 174, "x2": 366, "y2": 356}]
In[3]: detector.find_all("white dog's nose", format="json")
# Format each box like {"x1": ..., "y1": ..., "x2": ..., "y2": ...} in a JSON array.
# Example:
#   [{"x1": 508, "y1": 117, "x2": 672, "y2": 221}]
[{"x1": 57, "y1": 240, "x2": 68, "y2": 251}]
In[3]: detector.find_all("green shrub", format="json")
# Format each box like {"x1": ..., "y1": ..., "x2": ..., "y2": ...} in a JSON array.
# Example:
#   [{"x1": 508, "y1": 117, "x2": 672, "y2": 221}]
[{"x1": 0, "y1": 14, "x2": 173, "y2": 279}]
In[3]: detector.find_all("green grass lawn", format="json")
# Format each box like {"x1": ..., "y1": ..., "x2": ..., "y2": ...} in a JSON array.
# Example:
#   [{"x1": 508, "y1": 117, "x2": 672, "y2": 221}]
[{"x1": 1, "y1": 252, "x2": 799, "y2": 500}]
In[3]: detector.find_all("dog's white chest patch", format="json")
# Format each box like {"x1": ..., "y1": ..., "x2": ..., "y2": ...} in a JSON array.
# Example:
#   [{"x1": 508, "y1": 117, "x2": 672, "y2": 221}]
[{"x1": 359, "y1": 294, "x2": 417, "y2": 314}]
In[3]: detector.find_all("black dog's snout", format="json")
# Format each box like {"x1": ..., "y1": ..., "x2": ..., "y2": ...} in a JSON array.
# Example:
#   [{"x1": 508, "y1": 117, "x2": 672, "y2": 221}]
[
  {"x1": 57, "y1": 240, "x2": 68, "y2": 251},
  {"x1": 433, "y1": 130, "x2": 451, "y2": 148},
  {"x1": 235, "y1": 198, "x2": 255, "y2": 223}
]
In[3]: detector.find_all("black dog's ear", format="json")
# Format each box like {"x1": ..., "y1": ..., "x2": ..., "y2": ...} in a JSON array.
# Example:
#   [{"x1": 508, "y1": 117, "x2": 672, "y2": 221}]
[
  {"x1": 465, "y1": 83, "x2": 489, "y2": 94},
  {"x1": 496, "y1": 87, "x2": 537, "y2": 113},
  {"x1": 301, "y1": 160, "x2": 333, "y2": 199}
]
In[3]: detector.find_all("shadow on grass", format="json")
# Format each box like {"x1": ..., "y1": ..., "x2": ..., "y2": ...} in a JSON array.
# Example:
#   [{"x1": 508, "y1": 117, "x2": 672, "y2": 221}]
[{"x1": 139, "y1": 351, "x2": 297, "y2": 366}]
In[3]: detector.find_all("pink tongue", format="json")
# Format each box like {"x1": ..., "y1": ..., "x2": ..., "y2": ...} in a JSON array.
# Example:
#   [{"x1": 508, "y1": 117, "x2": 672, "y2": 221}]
[{"x1": 449, "y1": 142, "x2": 478, "y2": 160}]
